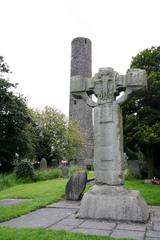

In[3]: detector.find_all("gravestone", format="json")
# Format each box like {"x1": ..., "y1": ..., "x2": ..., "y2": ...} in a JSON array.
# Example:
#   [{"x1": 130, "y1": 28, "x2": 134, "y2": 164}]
[
  {"x1": 40, "y1": 158, "x2": 47, "y2": 170},
  {"x1": 65, "y1": 171, "x2": 87, "y2": 200},
  {"x1": 71, "y1": 66, "x2": 149, "y2": 222}
]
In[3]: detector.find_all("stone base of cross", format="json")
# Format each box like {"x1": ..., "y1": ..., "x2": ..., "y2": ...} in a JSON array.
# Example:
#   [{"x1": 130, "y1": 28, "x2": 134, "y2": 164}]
[
  {"x1": 71, "y1": 67, "x2": 149, "y2": 222},
  {"x1": 77, "y1": 185, "x2": 149, "y2": 221}
]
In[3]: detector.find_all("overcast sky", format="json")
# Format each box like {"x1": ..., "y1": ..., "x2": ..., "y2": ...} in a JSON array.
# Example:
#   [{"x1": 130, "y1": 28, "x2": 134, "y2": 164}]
[{"x1": 1, "y1": 0, "x2": 160, "y2": 116}]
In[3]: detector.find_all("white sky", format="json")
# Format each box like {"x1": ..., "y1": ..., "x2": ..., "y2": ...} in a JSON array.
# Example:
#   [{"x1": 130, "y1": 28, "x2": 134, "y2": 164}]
[{"x1": 0, "y1": 0, "x2": 160, "y2": 117}]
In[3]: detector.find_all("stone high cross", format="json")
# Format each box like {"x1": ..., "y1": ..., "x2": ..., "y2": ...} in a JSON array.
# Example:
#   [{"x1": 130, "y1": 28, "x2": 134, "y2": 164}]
[
  {"x1": 71, "y1": 67, "x2": 149, "y2": 222},
  {"x1": 71, "y1": 67, "x2": 147, "y2": 185}
]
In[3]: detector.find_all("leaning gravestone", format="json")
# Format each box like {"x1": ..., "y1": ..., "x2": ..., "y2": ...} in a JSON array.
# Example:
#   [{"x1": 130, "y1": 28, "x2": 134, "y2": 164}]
[
  {"x1": 71, "y1": 67, "x2": 149, "y2": 222},
  {"x1": 40, "y1": 158, "x2": 47, "y2": 170},
  {"x1": 65, "y1": 171, "x2": 87, "y2": 200}
]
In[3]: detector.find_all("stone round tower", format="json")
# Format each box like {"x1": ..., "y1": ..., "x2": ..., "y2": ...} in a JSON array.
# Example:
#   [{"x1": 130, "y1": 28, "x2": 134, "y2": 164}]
[
  {"x1": 69, "y1": 37, "x2": 94, "y2": 166},
  {"x1": 71, "y1": 37, "x2": 92, "y2": 77}
]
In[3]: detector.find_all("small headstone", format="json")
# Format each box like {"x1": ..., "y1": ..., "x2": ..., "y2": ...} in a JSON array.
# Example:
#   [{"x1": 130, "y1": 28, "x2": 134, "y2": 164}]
[
  {"x1": 61, "y1": 166, "x2": 69, "y2": 178},
  {"x1": 144, "y1": 179, "x2": 152, "y2": 184},
  {"x1": 40, "y1": 158, "x2": 47, "y2": 170},
  {"x1": 65, "y1": 171, "x2": 87, "y2": 201}
]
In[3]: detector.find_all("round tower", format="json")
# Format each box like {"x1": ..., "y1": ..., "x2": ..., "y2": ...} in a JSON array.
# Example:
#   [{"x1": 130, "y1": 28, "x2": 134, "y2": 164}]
[
  {"x1": 69, "y1": 37, "x2": 94, "y2": 166},
  {"x1": 71, "y1": 37, "x2": 92, "y2": 77}
]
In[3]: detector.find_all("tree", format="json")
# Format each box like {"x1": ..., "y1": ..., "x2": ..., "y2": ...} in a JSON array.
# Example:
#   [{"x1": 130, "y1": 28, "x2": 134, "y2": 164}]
[
  {"x1": 0, "y1": 57, "x2": 32, "y2": 172},
  {"x1": 122, "y1": 47, "x2": 160, "y2": 178},
  {"x1": 64, "y1": 120, "x2": 85, "y2": 161},
  {"x1": 30, "y1": 106, "x2": 84, "y2": 165}
]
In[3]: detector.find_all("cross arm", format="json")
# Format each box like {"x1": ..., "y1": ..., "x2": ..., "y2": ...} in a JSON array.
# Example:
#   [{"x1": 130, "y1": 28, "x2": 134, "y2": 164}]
[
  {"x1": 70, "y1": 75, "x2": 97, "y2": 107},
  {"x1": 117, "y1": 69, "x2": 147, "y2": 105}
]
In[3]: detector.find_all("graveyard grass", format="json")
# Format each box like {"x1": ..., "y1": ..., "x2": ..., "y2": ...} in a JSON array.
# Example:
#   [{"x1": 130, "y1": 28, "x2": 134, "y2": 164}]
[
  {"x1": 125, "y1": 180, "x2": 160, "y2": 205},
  {"x1": 0, "y1": 179, "x2": 67, "y2": 222},
  {"x1": 0, "y1": 178, "x2": 160, "y2": 223},
  {"x1": 0, "y1": 227, "x2": 128, "y2": 240},
  {"x1": 0, "y1": 178, "x2": 160, "y2": 240}
]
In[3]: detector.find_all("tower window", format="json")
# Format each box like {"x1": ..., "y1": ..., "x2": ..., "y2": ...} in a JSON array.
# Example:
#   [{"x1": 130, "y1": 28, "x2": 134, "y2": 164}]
[
  {"x1": 85, "y1": 38, "x2": 87, "y2": 44},
  {"x1": 74, "y1": 100, "x2": 77, "y2": 104}
]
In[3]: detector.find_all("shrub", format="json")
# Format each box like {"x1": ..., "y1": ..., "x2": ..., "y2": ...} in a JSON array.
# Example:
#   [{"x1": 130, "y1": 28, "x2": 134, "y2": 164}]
[
  {"x1": 15, "y1": 160, "x2": 35, "y2": 180},
  {"x1": 35, "y1": 168, "x2": 62, "y2": 181},
  {"x1": 0, "y1": 173, "x2": 17, "y2": 191},
  {"x1": 124, "y1": 168, "x2": 141, "y2": 180}
]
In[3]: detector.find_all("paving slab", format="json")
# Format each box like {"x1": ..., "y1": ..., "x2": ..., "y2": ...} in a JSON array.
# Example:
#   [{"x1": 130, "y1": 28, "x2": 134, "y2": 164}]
[
  {"x1": 0, "y1": 200, "x2": 160, "y2": 240},
  {"x1": 56, "y1": 218, "x2": 84, "y2": 226},
  {"x1": 0, "y1": 199, "x2": 31, "y2": 206},
  {"x1": 116, "y1": 223, "x2": 146, "y2": 231},
  {"x1": 146, "y1": 230, "x2": 160, "y2": 238},
  {"x1": 48, "y1": 200, "x2": 80, "y2": 209},
  {"x1": 0, "y1": 207, "x2": 76, "y2": 228},
  {"x1": 145, "y1": 238, "x2": 160, "y2": 240},
  {"x1": 79, "y1": 220, "x2": 116, "y2": 230},
  {"x1": 151, "y1": 206, "x2": 160, "y2": 217},
  {"x1": 152, "y1": 222, "x2": 160, "y2": 231},
  {"x1": 111, "y1": 229, "x2": 145, "y2": 240},
  {"x1": 150, "y1": 216, "x2": 160, "y2": 222},
  {"x1": 49, "y1": 224, "x2": 75, "y2": 231},
  {"x1": 72, "y1": 228, "x2": 111, "y2": 236}
]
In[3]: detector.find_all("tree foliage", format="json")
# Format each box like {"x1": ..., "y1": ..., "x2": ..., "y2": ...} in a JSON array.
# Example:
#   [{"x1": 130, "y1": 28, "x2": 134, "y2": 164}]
[
  {"x1": 0, "y1": 57, "x2": 84, "y2": 171},
  {"x1": 30, "y1": 106, "x2": 84, "y2": 165},
  {"x1": 122, "y1": 47, "x2": 160, "y2": 178},
  {"x1": 0, "y1": 57, "x2": 32, "y2": 172}
]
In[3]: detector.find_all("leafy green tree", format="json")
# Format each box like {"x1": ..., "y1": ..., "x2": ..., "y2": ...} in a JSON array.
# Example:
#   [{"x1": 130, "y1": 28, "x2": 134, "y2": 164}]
[
  {"x1": 122, "y1": 47, "x2": 160, "y2": 178},
  {"x1": 30, "y1": 106, "x2": 84, "y2": 165},
  {"x1": 64, "y1": 120, "x2": 85, "y2": 161},
  {"x1": 0, "y1": 57, "x2": 32, "y2": 172}
]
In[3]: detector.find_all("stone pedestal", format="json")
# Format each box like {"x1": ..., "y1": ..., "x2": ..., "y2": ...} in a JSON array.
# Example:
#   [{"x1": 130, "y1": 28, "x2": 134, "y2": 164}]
[{"x1": 77, "y1": 185, "x2": 149, "y2": 222}]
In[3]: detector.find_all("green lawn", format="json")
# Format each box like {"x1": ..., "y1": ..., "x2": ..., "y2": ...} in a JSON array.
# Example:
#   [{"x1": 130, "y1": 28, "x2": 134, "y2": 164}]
[
  {"x1": 0, "y1": 177, "x2": 160, "y2": 223},
  {"x1": 0, "y1": 179, "x2": 67, "y2": 222},
  {"x1": 0, "y1": 227, "x2": 126, "y2": 240},
  {"x1": 0, "y1": 178, "x2": 159, "y2": 240},
  {"x1": 125, "y1": 180, "x2": 160, "y2": 205}
]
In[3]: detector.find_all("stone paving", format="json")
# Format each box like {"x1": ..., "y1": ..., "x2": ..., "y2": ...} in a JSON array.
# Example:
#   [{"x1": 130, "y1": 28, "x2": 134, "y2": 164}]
[
  {"x1": 0, "y1": 201, "x2": 160, "y2": 240},
  {"x1": 0, "y1": 199, "x2": 31, "y2": 206}
]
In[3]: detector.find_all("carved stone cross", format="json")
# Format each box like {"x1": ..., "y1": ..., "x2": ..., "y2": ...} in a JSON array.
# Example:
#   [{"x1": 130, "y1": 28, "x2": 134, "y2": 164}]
[
  {"x1": 71, "y1": 67, "x2": 147, "y2": 185},
  {"x1": 70, "y1": 67, "x2": 149, "y2": 222}
]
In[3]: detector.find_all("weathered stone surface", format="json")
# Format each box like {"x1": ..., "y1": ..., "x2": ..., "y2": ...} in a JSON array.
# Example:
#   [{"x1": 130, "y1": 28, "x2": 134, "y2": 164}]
[
  {"x1": 49, "y1": 224, "x2": 74, "y2": 231},
  {"x1": 65, "y1": 171, "x2": 87, "y2": 201},
  {"x1": 0, "y1": 199, "x2": 31, "y2": 206},
  {"x1": 77, "y1": 185, "x2": 149, "y2": 222},
  {"x1": 0, "y1": 200, "x2": 159, "y2": 239},
  {"x1": 94, "y1": 101, "x2": 124, "y2": 185},
  {"x1": 79, "y1": 220, "x2": 116, "y2": 230},
  {"x1": 146, "y1": 230, "x2": 160, "y2": 238},
  {"x1": 40, "y1": 158, "x2": 47, "y2": 170},
  {"x1": 116, "y1": 222, "x2": 146, "y2": 231},
  {"x1": 144, "y1": 179, "x2": 152, "y2": 184},
  {"x1": 111, "y1": 229, "x2": 145, "y2": 240},
  {"x1": 0, "y1": 208, "x2": 75, "y2": 228},
  {"x1": 72, "y1": 228, "x2": 111, "y2": 236},
  {"x1": 71, "y1": 65, "x2": 149, "y2": 222},
  {"x1": 69, "y1": 37, "x2": 94, "y2": 166},
  {"x1": 61, "y1": 166, "x2": 69, "y2": 178},
  {"x1": 57, "y1": 218, "x2": 84, "y2": 226},
  {"x1": 47, "y1": 200, "x2": 80, "y2": 209},
  {"x1": 152, "y1": 222, "x2": 160, "y2": 231}
]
